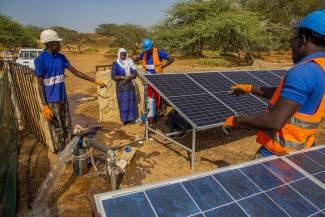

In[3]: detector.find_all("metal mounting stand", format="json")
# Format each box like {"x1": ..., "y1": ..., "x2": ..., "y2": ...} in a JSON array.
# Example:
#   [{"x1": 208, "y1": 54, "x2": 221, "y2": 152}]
[{"x1": 143, "y1": 80, "x2": 197, "y2": 172}]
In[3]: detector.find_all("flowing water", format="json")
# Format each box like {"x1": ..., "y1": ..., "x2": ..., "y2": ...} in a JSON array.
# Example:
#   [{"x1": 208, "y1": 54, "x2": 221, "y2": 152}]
[{"x1": 23, "y1": 136, "x2": 81, "y2": 217}]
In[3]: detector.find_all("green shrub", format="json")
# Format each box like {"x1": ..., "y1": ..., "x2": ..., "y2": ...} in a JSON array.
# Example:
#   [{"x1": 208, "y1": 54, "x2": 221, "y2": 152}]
[
  {"x1": 202, "y1": 50, "x2": 219, "y2": 58},
  {"x1": 84, "y1": 47, "x2": 100, "y2": 52},
  {"x1": 196, "y1": 58, "x2": 230, "y2": 66},
  {"x1": 105, "y1": 48, "x2": 119, "y2": 56}
]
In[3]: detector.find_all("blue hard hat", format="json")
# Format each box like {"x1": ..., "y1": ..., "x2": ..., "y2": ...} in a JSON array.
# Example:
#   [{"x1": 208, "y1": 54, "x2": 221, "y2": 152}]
[
  {"x1": 297, "y1": 9, "x2": 325, "y2": 37},
  {"x1": 142, "y1": 39, "x2": 153, "y2": 51}
]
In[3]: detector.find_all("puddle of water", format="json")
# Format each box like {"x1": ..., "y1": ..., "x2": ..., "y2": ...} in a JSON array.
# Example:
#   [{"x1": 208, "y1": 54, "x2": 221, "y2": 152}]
[{"x1": 68, "y1": 93, "x2": 100, "y2": 129}]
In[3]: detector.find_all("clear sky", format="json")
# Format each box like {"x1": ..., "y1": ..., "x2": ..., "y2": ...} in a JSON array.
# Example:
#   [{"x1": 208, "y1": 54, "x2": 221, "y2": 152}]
[{"x1": 0, "y1": 0, "x2": 177, "y2": 32}]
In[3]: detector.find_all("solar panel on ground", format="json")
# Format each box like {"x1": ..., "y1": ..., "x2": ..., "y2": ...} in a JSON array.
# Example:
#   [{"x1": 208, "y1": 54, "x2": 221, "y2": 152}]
[
  {"x1": 94, "y1": 146, "x2": 325, "y2": 217},
  {"x1": 246, "y1": 70, "x2": 282, "y2": 87}
]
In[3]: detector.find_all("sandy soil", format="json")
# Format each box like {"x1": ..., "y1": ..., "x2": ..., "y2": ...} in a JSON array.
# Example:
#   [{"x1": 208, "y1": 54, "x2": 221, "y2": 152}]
[{"x1": 16, "y1": 51, "x2": 325, "y2": 217}]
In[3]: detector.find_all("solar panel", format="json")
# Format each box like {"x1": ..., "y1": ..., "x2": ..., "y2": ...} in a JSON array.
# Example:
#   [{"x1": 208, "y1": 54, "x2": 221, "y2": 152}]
[
  {"x1": 246, "y1": 70, "x2": 282, "y2": 87},
  {"x1": 169, "y1": 94, "x2": 235, "y2": 127},
  {"x1": 144, "y1": 70, "x2": 287, "y2": 130},
  {"x1": 212, "y1": 92, "x2": 266, "y2": 115},
  {"x1": 187, "y1": 72, "x2": 235, "y2": 93},
  {"x1": 221, "y1": 71, "x2": 267, "y2": 87},
  {"x1": 94, "y1": 146, "x2": 325, "y2": 217},
  {"x1": 269, "y1": 70, "x2": 287, "y2": 78},
  {"x1": 145, "y1": 74, "x2": 206, "y2": 97},
  {"x1": 287, "y1": 150, "x2": 325, "y2": 185}
]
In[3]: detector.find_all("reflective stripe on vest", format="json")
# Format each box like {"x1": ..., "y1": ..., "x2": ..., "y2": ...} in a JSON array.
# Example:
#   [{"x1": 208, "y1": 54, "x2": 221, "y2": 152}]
[
  {"x1": 145, "y1": 64, "x2": 155, "y2": 70},
  {"x1": 288, "y1": 117, "x2": 320, "y2": 129},
  {"x1": 256, "y1": 57, "x2": 325, "y2": 155},
  {"x1": 44, "y1": 74, "x2": 64, "y2": 86},
  {"x1": 268, "y1": 103, "x2": 320, "y2": 129},
  {"x1": 143, "y1": 48, "x2": 163, "y2": 73},
  {"x1": 263, "y1": 131, "x2": 310, "y2": 150}
]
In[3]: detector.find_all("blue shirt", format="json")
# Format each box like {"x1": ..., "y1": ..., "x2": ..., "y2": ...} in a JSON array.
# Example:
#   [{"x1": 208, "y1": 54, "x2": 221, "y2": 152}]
[
  {"x1": 34, "y1": 51, "x2": 69, "y2": 103},
  {"x1": 280, "y1": 52, "x2": 325, "y2": 115},
  {"x1": 138, "y1": 49, "x2": 169, "y2": 74}
]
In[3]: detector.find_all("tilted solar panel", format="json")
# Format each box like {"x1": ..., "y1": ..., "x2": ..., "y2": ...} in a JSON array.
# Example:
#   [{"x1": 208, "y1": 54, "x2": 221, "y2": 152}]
[
  {"x1": 247, "y1": 70, "x2": 282, "y2": 87},
  {"x1": 221, "y1": 71, "x2": 267, "y2": 87},
  {"x1": 187, "y1": 72, "x2": 235, "y2": 93},
  {"x1": 94, "y1": 146, "x2": 325, "y2": 217},
  {"x1": 212, "y1": 92, "x2": 266, "y2": 115},
  {"x1": 169, "y1": 94, "x2": 234, "y2": 128},
  {"x1": 144, "y1": 70, "x2": 286, "y2": 130},
  {"x1": 145, "y1": 74, "x2": 206, "y2": 97},
  {"x1": 269, "y1": 70, "x2": 287, "y2": 78}
]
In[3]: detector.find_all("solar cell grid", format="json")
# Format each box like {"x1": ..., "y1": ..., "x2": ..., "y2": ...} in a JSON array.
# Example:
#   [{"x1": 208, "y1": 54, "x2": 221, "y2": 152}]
[
  {"x1": 220, "y1": 71, "x2": 267, "y2": 87},
  {"x1": 289, "y1": 178, "x2": 325, "y2": 210},
  {"x1": 286, "y1": 152, "x2": 325, "y2": 175},
  {"x1": 318, "y1": 147, "x2": 325, "y2": 155},
  {"x1": 247, "y1": 70, "x2": 282, "y2": 87},
  {"x1": 286, "y1": 148, "x2": 325, "y2": 185},
  {"x1": 266, "y1": 185, "x2": 318, "y2": 216},
  {"x1": 170, "y1": 94, "x2": 235, "y2": 127},
  {"x1": 96, "y1": 146, "x2": 325, "y2": 217},
  {"x1": 144, "y1": 70, "x2": 287, "y2": 129},
  {"x1": 269, "y1": 70, "x2": 287, "y2": 78},
  {"x1": 187, "y1": 72, "x2": 235, "y2": 93},
  {"x1": 212, "y1": 92, "x2": 266, "y2": 115},
  {"x1": 145, "y1": 74, "x2": 206, "y2": 97},
  {"x1": 262, "y1": 158, "x2": 303, "y2": 183}
]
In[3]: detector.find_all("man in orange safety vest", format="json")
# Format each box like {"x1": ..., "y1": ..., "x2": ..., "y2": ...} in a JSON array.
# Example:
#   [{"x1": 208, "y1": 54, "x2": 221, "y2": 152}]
[
  {"x1": 223, "y1": 10, "x2": 325, "y2": 158},
  {"x1": 135, "y1": 39, "x2": 174, "y2": 120}
]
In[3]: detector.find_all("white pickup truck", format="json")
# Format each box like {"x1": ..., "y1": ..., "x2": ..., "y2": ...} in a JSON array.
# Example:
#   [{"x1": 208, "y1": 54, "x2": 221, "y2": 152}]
[{"x1": 16, "y1": 48, "x2": 43, "y2": 69}]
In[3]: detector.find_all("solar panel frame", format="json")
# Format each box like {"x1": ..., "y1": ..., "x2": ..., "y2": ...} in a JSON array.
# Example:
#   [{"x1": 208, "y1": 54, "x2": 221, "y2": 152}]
[{"x1": 94, "y1": 145, "x2": 325, "y2": 217}]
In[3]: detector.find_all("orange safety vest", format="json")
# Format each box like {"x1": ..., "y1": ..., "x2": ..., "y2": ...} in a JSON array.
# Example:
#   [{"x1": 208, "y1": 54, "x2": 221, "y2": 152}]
[
  {"x1": 256, "y1": 57, "x2": 325, "y2": 155},
  {"x1": 143, "y1": 48, "x2": 163, "y2": 73}
]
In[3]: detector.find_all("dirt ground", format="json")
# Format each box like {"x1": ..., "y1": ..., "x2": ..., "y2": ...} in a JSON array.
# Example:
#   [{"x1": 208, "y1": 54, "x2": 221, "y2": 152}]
[{"x1": 16, "y1": 51, "x2": 325, "y2": 217}]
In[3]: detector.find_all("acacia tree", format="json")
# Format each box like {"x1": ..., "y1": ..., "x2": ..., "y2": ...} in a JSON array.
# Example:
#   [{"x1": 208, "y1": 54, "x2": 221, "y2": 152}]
[
  {"x1": 239, "y1": 0, "x2": 325, "y2": 49},
  {"x1": 95, "y1": 23, "x2": 150, "y2": 49},
  {"x1": 0, "y1": 15, "x2": 37, "y2": 49},
  {"x1": 152, "y1": 0, "x2": 281, "y2": 62},
  {"x1": 51, "y1": 26, "x2": 90, "y2": 53},
  {"x1": 240, "y1": 0, "x2": 325, "y2": 26}
]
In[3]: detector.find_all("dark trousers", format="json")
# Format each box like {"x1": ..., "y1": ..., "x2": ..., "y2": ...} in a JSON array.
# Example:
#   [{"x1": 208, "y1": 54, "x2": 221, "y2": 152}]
[
  {"x1": 48, "y1": 98, "x2": 72, "y2": 152},
  {"x1": 166, "y1": 111, "x2": 189, "y2": 132}
]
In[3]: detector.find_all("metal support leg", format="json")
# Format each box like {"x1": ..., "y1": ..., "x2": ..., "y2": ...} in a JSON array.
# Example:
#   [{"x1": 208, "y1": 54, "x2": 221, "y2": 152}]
[
  {"x1": 144, "y1": 81, "x2": 149, "y2": 140},
  {"x1": 191, "y1": 128, "x2": 196, "y2": 172}
]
